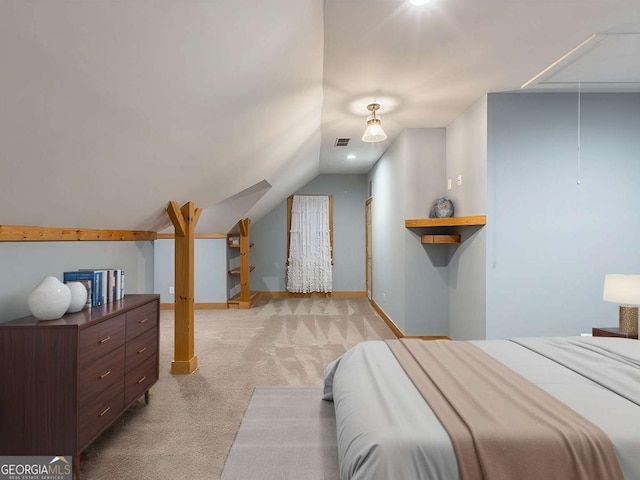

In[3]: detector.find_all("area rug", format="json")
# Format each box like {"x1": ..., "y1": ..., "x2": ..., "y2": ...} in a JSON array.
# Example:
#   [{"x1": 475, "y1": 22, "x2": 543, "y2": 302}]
[{"x1": 221, "y1": 386, "x2": 339, "y2": 480}]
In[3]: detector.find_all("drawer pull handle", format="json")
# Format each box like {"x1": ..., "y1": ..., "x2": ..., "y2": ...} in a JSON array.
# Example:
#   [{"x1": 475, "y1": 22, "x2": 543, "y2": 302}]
[
  {"x1": 137, "y1": 376, "x2": 146, "y2": 384},
  {"x1": 99, "y1": 370, "x2": 111, "y2": 379},
  {"x1": 99, "y1": 336, "x2": 111, "y2": 344},
  {"x1": 139, "y1": 318, "x2": 148, "y2": 324},
  {"x1": 137, "y1": 347, "x2": 147, "y2": 354},
  {"x1": 99, "y1": 406, "x2": 111, "y2": 417}
]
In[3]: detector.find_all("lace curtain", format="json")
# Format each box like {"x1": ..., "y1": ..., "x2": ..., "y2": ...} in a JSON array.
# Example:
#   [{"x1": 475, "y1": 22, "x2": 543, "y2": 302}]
[{"x1": 287, "y1": 195, "x2": 333, "y2": 293}]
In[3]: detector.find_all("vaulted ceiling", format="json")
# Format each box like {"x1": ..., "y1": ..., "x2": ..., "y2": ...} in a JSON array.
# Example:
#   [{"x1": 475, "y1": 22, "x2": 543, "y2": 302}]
[{"x1": 1, "y1": 0, "x2": 639, "y2": 233}]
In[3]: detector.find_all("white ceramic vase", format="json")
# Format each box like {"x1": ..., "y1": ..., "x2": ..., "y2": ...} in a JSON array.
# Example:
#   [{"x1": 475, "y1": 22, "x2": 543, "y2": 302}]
[
  {"x1": 66, "y1": 281, "x2": 88, "y2": 313},
  {"x1": 27, "y1": 276, "x2": 71, "y2": 320}
]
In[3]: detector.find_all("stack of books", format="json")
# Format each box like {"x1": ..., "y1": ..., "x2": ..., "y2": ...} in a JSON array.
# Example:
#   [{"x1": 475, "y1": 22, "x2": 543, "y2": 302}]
[{"x1": 62, "y1": 269, "x2": 125, "y2": 308}]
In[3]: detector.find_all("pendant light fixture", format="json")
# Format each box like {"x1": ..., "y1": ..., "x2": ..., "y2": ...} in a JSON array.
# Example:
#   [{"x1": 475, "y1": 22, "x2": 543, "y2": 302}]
[{"x1": 362, "y1": 103, "x2": 387, "y2": 143}]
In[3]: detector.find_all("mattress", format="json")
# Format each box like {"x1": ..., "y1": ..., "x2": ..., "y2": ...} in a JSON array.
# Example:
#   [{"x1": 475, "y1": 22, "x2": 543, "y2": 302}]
[{"x1": 323, "y1": 337, "x2": 640, "y2": 480}]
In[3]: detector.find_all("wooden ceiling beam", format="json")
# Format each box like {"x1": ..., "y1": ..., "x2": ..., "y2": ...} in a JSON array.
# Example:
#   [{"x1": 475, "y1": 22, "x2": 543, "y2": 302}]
[
  {"x1": 156, "y1": 233, "x2": 227, "y2": 240},
  {"x1": 0, "y1": 225, "x2": 157, "y2": 242},
  {"x1": 166, "y1": 200, "x2": 186, "y2": 237},
  {"x1": 238, "y1": 218, "x2": 249, "y2": 237},
  {"x1": 193, "y1": 207, "x2": 202, "y2": 228}
]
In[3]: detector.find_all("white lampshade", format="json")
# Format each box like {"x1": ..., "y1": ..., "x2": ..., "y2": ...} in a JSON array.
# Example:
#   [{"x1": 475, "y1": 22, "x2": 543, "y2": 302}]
[
  {"x1": 362, "y1": 103, "x2": 387, "y2": 143},
  {"x1": 362, "y1": 116, "x2": 387, "y2": 143},
  {"x1": 603, "y1": 274, "x2": 640, "y2": 305}
]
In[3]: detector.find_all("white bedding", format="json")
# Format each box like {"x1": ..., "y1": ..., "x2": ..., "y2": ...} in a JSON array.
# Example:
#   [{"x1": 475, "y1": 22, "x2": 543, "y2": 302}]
[{"x1": 323, "y1": 337, "x2": 640, "y2": 480}]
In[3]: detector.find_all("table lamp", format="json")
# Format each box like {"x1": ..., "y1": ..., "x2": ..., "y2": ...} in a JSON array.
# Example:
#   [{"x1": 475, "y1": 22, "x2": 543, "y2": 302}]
[{"x1": 603, "y1": 274, "x2": 640, "y2": 335}]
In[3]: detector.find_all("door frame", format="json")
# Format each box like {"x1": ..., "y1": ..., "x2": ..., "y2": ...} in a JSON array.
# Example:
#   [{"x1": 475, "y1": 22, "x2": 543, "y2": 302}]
[{"x1": 365, "y1": 197, "x2": 372, "y2": 300}]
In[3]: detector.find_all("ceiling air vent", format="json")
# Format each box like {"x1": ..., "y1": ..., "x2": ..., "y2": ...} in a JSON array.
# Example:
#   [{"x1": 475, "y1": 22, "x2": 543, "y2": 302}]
[{"x1": 335, "y1": 137, "x2": 351, "y2": 147}]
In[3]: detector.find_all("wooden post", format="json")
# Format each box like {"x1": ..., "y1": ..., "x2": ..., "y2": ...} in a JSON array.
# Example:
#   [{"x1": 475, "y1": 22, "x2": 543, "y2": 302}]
[
  {"x1": 238, "y1": 218, "x2": 250, "y2": 304},
  {"x1": 166, "y1": 200, "x2": 201, "y2": 374}
]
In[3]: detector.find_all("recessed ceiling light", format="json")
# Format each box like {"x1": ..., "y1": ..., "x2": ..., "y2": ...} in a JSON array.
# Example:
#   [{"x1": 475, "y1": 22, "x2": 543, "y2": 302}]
[
  {"x1": 410, "y1": 0, "x2": 432, "y2": 5},
  {"x1": 347, "y1": 154, "x2": 356, "y2": 160}
]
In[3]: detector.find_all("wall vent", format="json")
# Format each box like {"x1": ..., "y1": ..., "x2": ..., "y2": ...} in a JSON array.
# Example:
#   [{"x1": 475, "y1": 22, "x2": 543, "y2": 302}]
[{"x1": 335, "y1": 137, "x2": 351, "y2": 147}]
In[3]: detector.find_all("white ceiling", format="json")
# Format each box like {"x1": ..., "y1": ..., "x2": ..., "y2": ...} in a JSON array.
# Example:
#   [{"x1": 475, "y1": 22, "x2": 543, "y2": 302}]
[
  {"x1": 522, "y1": 33, "x2": 640, "y2": 91},
  {"x1": 0, "y1": 0, "x2": 639, "y2": 232},
  {"x1": 320, "y1": 0, "x2": 640, "y2": 173}
]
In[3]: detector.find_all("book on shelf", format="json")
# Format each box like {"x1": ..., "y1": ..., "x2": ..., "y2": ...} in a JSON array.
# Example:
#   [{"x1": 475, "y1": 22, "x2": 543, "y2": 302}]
[
  {"x1": 114, "y1": 270, "x2": 121, "y2": 300},
  {"x1": 106, "y1": 269, "x2": 115, "y2": 303},
  {"x1": 77, "y1": 268, "x2": 125, "y2": 306},
  {"x1": 114, "y1": 270, "x2": 125, "y2": 300},
  {"x1": 81, "y1": 270, "x2": 106, "y2": 306},
  {"x1": 62, "y1": 271, "x2": 93, "y2": 308},
  {"x1": 74, "y1": 270, "x2": 104, "y2": 306}
]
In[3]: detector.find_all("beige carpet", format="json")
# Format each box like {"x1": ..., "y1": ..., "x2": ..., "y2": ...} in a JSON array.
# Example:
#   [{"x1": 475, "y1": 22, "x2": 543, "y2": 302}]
[{"x1": 80, "y1": 297, "x2": 395, "y2": 479}]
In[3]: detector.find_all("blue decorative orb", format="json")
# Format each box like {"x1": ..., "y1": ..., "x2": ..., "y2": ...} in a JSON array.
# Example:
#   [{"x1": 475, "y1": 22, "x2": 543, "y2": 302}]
[{"x1": 434, "y1": 197, "x2": 454, "y2": 218}]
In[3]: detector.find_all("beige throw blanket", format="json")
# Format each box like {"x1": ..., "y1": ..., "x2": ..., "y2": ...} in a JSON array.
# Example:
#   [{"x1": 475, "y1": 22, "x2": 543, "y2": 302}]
[{"x1": 386, "y1": 339, "x2": 624, "y2": 480}]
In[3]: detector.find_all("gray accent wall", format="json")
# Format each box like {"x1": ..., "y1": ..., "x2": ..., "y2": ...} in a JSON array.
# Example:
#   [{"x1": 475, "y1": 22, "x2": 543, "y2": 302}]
[
  {"x1": 486, "y1": 92, "x2": 640, "y2": 338},
  {"x1": 154, "y1": 239, "x2": 174, "y2": 303},
  {"x1": 369, "y1": 135, "x2": 407, "y2": 331},
  {"x1": 446, "y1": 95, "x2": 488, "y2": 340},
  {"x1": 369, "y1": 129, "x2": 449, "y2": 336},
  {"x1": 250, "y1": 201, "x2": 288, "y2": 292},
  {"x1": 153, "y1": 239, "x2": 227, "y2": 303},
  {"x1": 251, "y1": 174, "x2": 368, "y2": 292},
  {"x1": 0, "y1": 241, "x2": 154, "y2": 323}
]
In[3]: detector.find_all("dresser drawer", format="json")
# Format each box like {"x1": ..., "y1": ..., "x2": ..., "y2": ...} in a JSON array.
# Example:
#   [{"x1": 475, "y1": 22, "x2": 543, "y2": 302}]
[
  {"x1": 126, "y1": 302, "x2": 157, "y2": 341},
  {"x1": 79, "y1": 314, "x2": 126, "y2": 365},
  {"x1": 125, "y1": 327, "x2": 157, "y2": 373},
  {"x1": 78, "y1": 345, "x2": 125, "y2": 407},
  {"x1": 78, "y1": 386, "x2": 124, "y2": 449},
  {"x1": 124, "y1": 355, "x2": 158, "y2": 406},
  {"x1": 0, "y1": 294, "x2": 160, "y2": 463}
]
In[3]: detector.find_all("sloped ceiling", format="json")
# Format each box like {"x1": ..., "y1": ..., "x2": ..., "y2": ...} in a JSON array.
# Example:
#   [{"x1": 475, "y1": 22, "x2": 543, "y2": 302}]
[
  {"x1": 0, "y1": 0, "x2": 324, "y2": 232},
  {"x1": 1, "y1": 0, "x2": 639, "y2": 232},
  {"x1": 178, "y1": 180, "x2": 272, "y2": 235}
]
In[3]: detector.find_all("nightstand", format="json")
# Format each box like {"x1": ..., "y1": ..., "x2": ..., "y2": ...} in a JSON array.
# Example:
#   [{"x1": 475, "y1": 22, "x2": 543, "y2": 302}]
[{"x1": 592, "y1": 327, "x2": 638, "y2": 339}]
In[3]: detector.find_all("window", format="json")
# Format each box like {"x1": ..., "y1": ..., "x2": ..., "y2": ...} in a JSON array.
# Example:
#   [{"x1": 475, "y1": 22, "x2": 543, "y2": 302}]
[{"x1": 286, "y1": 195, "x2": 334, "y2": 293}]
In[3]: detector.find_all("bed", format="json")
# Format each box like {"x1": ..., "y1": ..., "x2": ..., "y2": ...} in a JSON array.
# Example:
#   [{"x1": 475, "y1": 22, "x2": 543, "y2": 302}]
[{"x1": 323, "y1": 336, "x2": 640, "y2": 480}]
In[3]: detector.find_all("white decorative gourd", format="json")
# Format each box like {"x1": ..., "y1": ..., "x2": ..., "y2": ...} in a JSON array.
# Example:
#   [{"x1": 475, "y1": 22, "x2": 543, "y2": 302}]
[{"x1": 27, "y1": 276, "x2": 71, "y2": 320}]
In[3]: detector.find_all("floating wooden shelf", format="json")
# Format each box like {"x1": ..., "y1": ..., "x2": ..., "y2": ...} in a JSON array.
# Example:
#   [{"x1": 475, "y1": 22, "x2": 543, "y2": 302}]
[
  {"x1": 229, "y1": 242, "x2": 254, "y2": 248},
  {"x1": 228, "y1": 290, "x2": 260, "y2": 302},
  {"x1": 421, "y1": 234, "x2": 461, "y2": 244},
  {"x1": 405, "y1": 215, "x2": 486, "y2": 228},
  {"x1": 228, "y1": 266, "x2": 255, "y2": 275},
  {"x1": 227, "y1": 291, "x2": 260, "y2": 309}
]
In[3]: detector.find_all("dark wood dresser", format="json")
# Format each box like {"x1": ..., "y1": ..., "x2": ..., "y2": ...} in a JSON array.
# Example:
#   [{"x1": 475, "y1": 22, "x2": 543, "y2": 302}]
[
  {"x1": 592, "y1": 327, "x2": 638, "y2": 339},
  {"x1": 0, "y1": 294, "x2": 160, "y2": 478}
]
